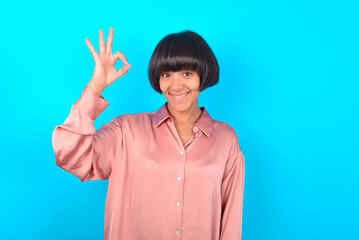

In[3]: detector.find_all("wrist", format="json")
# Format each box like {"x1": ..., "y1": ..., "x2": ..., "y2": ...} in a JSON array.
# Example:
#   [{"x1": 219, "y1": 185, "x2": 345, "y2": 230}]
[{"x1": 87, "y1": 82, "x2": 104, "y2": 97}]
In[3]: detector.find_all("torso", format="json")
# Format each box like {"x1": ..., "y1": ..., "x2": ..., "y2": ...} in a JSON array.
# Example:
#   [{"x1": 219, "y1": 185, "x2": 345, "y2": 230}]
[
  {"x1": 178, "y1": 129, "x2": 194, "y2": 145},
  {"x1": 173, "y1": 108, "x2": 203, "y2": 145}
]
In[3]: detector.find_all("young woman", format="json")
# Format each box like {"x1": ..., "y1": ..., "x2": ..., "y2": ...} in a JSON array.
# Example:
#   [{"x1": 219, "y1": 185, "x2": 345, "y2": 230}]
[{"x1": 52, "y1": 28, "x2": 245, "y2": 240}]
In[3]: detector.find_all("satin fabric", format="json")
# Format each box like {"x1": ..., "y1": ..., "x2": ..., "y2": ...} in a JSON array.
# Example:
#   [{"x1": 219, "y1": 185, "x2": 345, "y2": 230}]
[{"x1": 52, "y1": 85, "x2": 245, "y2": 240}]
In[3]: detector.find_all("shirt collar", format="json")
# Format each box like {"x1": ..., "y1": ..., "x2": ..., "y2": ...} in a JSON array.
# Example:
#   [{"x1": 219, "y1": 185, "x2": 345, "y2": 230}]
[{"x1": 152, "y1": 102, "x2": 214, "y2": 137}]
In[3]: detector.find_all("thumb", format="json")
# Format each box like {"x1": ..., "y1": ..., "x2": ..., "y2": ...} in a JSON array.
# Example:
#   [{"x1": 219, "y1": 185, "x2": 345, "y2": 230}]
[{"x1": 116, "y1": 64, "x2": 132, "y2": 79}]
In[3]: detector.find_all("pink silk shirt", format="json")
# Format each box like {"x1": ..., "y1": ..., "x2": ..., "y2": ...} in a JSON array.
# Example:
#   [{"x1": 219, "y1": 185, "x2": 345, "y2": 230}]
[{"x1": 52, "y1": 85, "x2": 245, "y2": 240}]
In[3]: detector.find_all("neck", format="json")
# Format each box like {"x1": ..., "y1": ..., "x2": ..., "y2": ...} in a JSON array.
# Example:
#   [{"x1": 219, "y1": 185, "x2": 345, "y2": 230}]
[{"x1": 166, "y1": 102, "x2": 202, "y2": 126}]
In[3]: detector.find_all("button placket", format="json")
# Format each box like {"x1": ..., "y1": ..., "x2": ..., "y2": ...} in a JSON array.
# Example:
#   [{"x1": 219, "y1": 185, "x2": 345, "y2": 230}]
[
  {"x1": 175, "y1": 149, "x2": 185, "y2": 235},
  {"x1": 176, "y1": 173, "x2": 183, "y2": 208}
]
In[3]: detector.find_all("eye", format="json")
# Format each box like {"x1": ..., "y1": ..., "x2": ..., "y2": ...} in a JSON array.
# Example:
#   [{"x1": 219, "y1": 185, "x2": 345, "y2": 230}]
[
  {"x1": 183, "y1": 72, "x2": 192, "y2": 77},
  {"x1": 161, "y1": 73, "x2": 170, "y2": 78}
]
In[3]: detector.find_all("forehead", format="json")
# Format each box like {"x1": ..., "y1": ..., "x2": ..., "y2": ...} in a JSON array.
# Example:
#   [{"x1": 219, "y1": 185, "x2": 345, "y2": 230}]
[{"x1": 162, "y1": 69, "x2": 197, "y2": 73}]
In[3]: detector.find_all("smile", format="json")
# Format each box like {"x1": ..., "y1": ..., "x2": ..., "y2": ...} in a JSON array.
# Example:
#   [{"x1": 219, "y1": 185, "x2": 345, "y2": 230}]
[{"x1": 170, "y1": 91, "x2": 190, "y2": 100}]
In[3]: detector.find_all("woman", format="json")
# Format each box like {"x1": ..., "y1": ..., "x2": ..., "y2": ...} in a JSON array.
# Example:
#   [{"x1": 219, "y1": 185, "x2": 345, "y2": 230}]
[{"x1": 52, "y1": 28, "x2": 245, "y2": 240}]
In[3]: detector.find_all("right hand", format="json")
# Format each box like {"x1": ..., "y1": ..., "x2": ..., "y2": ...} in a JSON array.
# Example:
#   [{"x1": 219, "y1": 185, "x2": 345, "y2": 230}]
[{"x1": 85, "y1": 28, "x2": 131, "y2": 96}]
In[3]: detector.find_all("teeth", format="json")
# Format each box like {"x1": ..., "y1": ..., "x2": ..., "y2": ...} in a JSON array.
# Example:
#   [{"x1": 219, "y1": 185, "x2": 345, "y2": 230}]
[{"x1": 172, "y1": 92, "x2": 188, "y2": 97}]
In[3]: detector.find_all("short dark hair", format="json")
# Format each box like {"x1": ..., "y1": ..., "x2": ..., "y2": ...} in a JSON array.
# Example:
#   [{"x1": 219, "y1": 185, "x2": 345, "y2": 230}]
[{"x1": 148, "y1": 30, "x2": 219, "y2": 94}]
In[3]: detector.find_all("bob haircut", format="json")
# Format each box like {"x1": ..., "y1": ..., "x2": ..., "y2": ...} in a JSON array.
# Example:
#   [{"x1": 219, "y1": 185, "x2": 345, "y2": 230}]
[{"x1": 148, "y1": 30, "x2": 219, "y2": 94}]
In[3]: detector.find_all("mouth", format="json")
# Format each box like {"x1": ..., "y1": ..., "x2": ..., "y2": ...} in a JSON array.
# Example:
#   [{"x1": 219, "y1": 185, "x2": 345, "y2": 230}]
[{"x1": 169, "y1": 91, "x2": 190, "y2": 101}]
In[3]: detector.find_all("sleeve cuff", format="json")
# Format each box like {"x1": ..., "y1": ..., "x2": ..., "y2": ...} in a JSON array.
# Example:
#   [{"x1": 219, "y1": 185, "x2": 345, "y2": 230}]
[{"x1": 73, "y1": 85, "x2": 110, "y2": 120}]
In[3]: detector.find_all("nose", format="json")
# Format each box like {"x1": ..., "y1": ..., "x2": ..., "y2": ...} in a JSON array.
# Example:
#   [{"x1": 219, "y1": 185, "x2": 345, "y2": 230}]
[{"x1": 170, "y1": 73, "x2": 184, "y2": 90}]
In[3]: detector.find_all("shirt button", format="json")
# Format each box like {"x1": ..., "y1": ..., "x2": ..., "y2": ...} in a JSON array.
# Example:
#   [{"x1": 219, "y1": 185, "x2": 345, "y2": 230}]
[
  {"x1": 177, "y1": 202, "x2": 181, "y2": 207},
  {"x1": 177, "y1": 177, "x2": 182, "y2": 181},
  {"x1": 180, "y1": 151, "x2": 184, "y2": 155},
  {"x1": 176, "y1": 229, "x2": 180, "y2": 233},
  {"x1": 193, "y1": 126, "x2": 199, "y2": 133}
]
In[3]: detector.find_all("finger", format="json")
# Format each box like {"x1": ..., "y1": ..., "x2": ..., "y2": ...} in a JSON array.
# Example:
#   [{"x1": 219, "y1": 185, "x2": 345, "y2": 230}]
[
  {"x1": 106, "y1": 27, "x2": 114, "y2": 54},
  {"x1": 85, "y1": 38, "x2": 99, "y2": 61},
  {"x1": 99, "y1": 29, "x2": 106, "y2": 55},
  {"x1": 113, "y1": 50, "x2": 128, "y2": 65},
  {"x1": 116, "y1": 64, "x2": 132, "y2": 79}
]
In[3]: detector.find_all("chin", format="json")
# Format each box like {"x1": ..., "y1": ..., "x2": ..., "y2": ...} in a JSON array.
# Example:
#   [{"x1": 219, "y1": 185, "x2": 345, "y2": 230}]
[{"x1": 167, "y1": 100, "x2": 191, "y2": 112}]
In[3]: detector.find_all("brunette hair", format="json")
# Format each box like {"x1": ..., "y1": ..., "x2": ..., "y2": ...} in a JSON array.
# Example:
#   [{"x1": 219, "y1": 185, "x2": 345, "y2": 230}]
[{"x1": 148, "y1": 30, "x2": 219, "y2": 94}]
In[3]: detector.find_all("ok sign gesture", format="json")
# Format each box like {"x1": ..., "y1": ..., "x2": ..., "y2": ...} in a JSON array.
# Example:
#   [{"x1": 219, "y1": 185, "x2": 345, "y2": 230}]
[{"x1": 85, "y1": 28, "x2": 131, "y2": 96}]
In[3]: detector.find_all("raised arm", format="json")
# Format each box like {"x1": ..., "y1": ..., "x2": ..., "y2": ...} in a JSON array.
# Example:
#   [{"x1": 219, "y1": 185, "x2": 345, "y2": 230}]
[
  {"x1": 52, "y1": 86, "x2": 123, "y2": 181},
  {"x1": 52, "y1": 28, "x2": 131, "y2": 182}
]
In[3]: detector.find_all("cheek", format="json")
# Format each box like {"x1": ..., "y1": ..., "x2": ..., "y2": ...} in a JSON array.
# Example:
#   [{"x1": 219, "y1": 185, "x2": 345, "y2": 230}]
[
  {"x1": 159, "y1": 80, "x2": 168, "y2": 92},
  {"x1": 189, "y1": 79, "x2": 201, "y2": 90}
]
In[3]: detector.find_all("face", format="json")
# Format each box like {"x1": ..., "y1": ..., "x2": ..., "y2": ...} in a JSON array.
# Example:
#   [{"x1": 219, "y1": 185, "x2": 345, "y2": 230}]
[{"x1": 159, "y1": 69, "x2": 201, "y2": 114}]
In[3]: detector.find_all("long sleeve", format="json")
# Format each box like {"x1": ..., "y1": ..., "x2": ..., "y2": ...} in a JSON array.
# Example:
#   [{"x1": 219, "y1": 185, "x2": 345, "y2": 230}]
[
  {"x1": 219, "y1": 135, "x2": 246, "y2": 240},
  {"x1": 52, "y1": 85, "x2": 123, "y2": 182}
]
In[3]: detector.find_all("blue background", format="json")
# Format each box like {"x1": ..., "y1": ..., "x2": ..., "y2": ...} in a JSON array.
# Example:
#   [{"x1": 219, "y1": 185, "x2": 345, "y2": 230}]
[{"x1": 0, "y1": 0, "x2": 358, "y2": 239}]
